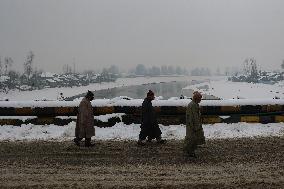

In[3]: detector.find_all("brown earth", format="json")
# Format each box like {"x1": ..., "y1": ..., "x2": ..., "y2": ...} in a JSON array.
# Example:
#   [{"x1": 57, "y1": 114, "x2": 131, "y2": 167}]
[{"x1": 0, "y1": 137, "x2": 283, "y2": 188}]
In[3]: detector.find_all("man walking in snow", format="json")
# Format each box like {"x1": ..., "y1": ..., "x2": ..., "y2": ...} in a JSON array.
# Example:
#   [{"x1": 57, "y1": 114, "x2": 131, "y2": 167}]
[
  {"x1": 73, "y1": 90, "x2": 95, "y2": 147},
  {"x1": 137, "y1": 90, "x2": 166, "y2": 145},
  {"x1": 184, "y1": 91, "x2": 205, "y2": 157}
]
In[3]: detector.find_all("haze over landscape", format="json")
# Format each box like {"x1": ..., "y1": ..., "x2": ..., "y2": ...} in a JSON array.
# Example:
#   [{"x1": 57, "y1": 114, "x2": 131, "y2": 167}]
[
  {"x1": 1, "y1": 0, "x2": 284, "y2": 73},
  {"x1": 0, "y1": 1, "x2": 284, "y2": 188}
]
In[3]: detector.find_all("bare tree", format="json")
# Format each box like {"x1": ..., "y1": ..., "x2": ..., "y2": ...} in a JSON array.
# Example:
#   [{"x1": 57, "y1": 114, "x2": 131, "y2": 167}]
[
  {"x1": 250, "y1": 60, "x2": 258, "y2": 79},
  {"x1": 281, "y1": 60, "x2": 284, "y2": 70},
  {"x1": 24, "y1": 51, "x2": 34, "y2": 79},
  {"x1": 7, "y1": 70, "x2": 20, "y2": 89},
  {"x1": 0, "y1": 56, "x2": 2, "y2": 76},
  {"x1": 244, "y1": 58, "x2": 255, "y2": 73},
  {"x1": 243, "y1": 58, "x2": 258, "y2": 82},
  {"x1": 4, "y1": 57, "x2": 13, "y2": 75},
  {"x1": 135, "y1": 64, "x2": 147, "y2": 75},
  {"x1": 215, "y1": 67, "x2": 221, "y2": 76},
  {"x1": 63, "y1": 64, "x2": 72, "y2": 74},
  {"x1": 108, "y1": 65, "x2": 119, "y2": 74},
  {"x1": 243, "y1": 58, "x2": 251, "y2": 75},
  {"x1": 161, "y1": 65, "x2": 168, "y2": 75}
]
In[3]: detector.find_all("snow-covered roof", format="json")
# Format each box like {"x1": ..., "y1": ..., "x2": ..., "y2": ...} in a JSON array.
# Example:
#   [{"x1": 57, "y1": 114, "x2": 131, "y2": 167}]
[
  {"x1": 52, "y1": 78, "x2": 61, "y2": 82},
  {"x1": 19, "y1": 85, "x2": 31, "y2": 90},
  {"x1": 46, "y1": 79, "x2": 56, "y2": 83},
  {"x1": 0, "y1": 75, "x2": 9, "y2": 82},
  {"x1": 40, "y1": 72, "x2": 56, "y2": 78}
]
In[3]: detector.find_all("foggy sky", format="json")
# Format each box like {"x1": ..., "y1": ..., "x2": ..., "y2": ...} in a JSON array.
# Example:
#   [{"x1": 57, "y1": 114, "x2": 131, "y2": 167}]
[{"x1": 0, "y1": 0, "x2": 284, "y2": 73}]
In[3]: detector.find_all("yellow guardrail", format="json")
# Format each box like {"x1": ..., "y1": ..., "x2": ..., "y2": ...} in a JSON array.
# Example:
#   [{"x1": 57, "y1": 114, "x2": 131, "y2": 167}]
[{"x1": 0, "y1": 100, "x2": 284, "y2": 125}]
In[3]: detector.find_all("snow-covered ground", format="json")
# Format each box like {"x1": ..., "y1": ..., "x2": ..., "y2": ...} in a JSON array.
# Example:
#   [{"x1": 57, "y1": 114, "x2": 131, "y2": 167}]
[
  {"x1": 1, "y1": 76, "x2": 284, "y2": 141},
  {"x1": 183, "y1": 79, "x2": 284, "y2": 99},
  {"x1": 0, "y1": 122, "x2": 283, "y2": 141}
]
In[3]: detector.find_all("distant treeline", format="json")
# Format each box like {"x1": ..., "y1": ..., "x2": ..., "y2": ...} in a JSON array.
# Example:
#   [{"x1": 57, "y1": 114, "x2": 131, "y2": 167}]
[{"x1": 129, "y1": 64, "x2": 189, "y2": 76}]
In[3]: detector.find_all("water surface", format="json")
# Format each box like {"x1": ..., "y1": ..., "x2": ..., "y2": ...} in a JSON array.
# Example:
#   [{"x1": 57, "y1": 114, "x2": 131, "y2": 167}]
[{"x1": 66, "y1": 80, "x2": 218, "y2": 100}]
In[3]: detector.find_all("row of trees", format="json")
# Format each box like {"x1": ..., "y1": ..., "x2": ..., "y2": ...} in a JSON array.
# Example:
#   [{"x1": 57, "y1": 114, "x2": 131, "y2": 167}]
[
  {"x1": 190, "y1": 67, "x2": 211, "y2": 76},
  {"x1": 132, "y1": 64, "x2": 246, "y2": 77},
  {"x1": 132, "y1": 64, "x2": 189, "y2": 76}
]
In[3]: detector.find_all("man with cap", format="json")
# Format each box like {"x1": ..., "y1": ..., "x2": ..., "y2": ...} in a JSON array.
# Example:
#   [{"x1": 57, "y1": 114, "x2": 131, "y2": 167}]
[
  {"x1": 137, "y1": 90, "x2": 166, "y2": 145},
  {"x1": 184, "y1": 91, "x2": 205, "y2": 157},
  {"x1": 73, "y1": 90, "x2": 95, "y2": 147}
]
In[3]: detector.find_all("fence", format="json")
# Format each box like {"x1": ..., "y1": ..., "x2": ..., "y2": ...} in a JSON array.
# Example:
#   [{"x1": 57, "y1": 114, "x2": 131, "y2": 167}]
[{"x1": 1, "y1": 99, "x2": 284, "y2": 126}]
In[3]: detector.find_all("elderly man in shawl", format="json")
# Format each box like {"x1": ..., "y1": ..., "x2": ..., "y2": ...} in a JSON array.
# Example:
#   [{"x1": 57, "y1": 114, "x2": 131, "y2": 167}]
[
  {"x1": 73, "y1": 91, "x2": 95, "y2": 147},
  {"x1": 184, "y1": 91, "x2": 205, "y2": 157}
]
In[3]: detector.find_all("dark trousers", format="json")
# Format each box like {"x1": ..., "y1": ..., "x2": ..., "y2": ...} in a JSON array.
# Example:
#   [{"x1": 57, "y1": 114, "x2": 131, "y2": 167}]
[
  {"x1": 139, "y1": 125, "x2": 162, "y2": 140},
  {"x1": 184, "y1": 139, "x2": 198, "y2": 154}
]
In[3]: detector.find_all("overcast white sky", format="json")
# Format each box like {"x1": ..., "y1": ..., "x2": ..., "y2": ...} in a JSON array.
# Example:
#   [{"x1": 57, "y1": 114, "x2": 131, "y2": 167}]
[{"x1": 0, "y1": 0, "x2": 284, "y2": 73}]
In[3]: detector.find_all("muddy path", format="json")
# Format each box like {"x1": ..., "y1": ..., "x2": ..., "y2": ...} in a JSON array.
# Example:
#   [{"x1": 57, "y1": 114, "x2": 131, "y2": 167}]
[{"x1": 0, "y1": 137, "x2": 283, "y2": 188}]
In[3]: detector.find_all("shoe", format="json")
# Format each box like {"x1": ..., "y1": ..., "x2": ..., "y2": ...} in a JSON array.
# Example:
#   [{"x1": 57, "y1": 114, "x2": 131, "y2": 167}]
[
  {"x1": 197, "y1": 145, "x2": 206, "y2": 149},
  {"x1": 85, "y1": 139, "x2": 95, "y2": 147},
  {"x1": 85, "y1": 138, "x2": 95, "y2": 147},
  {"x1": 85, "y1": 142, "x2": 95, "y2": 147},
  {"x1": 187, "y1": 152, "x2": 197, "y2": 158},
  {"x1": 146, "y1": 139, "x2": 152, "y2": 143},
  {"x1": 157, "y1": 139, "x2": 166, "y2": 144},
  {"x1": 137, "y1": 140, "x2": 146, "y2": 146},
  {"x1": 73, "y1": 138, "x2": 80, "y2": 146}
]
